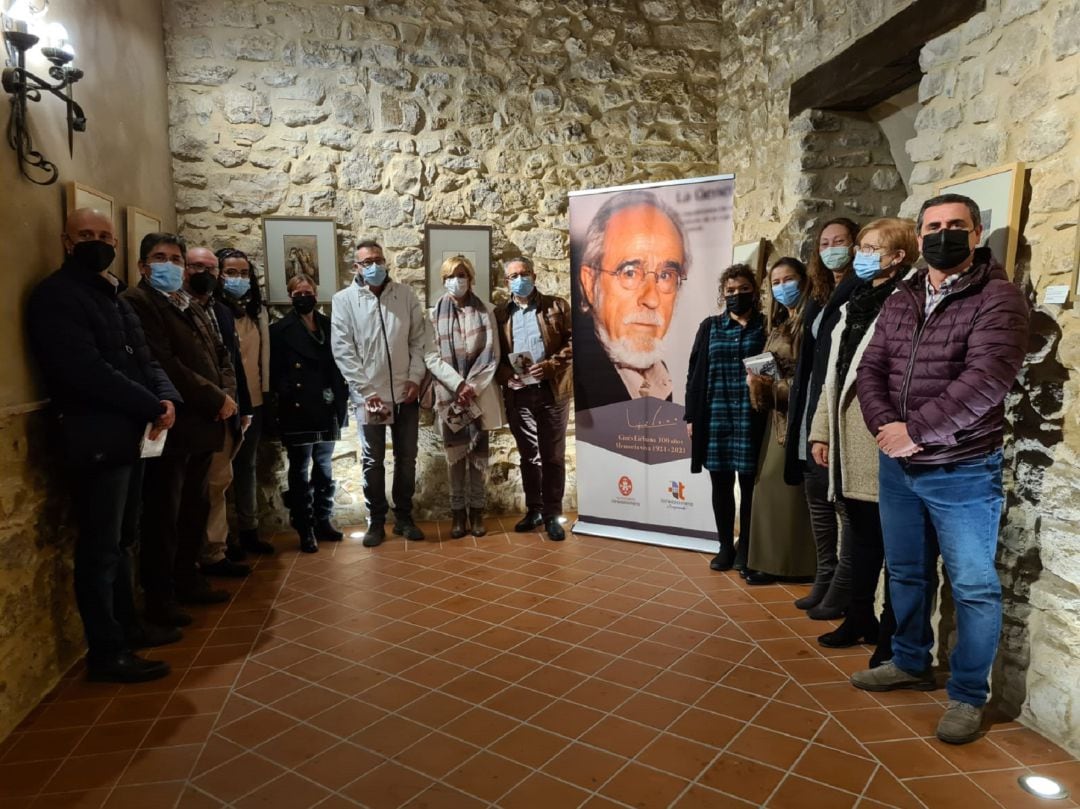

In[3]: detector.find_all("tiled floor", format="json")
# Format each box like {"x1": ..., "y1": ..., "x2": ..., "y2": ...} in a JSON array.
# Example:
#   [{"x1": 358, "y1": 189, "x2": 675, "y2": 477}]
[{"x1": 2, "y1": 518, "x2": 1077, "y2": 809}]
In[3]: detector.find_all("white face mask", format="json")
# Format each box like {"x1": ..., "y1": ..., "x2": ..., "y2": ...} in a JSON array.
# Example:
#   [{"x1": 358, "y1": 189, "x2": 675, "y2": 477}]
[{"x1": 445, "y1": 276, "x2": 469, "y2": 298}]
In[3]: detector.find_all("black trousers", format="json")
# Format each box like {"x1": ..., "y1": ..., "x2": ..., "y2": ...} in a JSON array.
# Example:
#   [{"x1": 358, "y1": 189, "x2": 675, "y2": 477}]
[
  {"x1": 71, "y1": 461, "x2": 143, "y2": 663},
  {"x1": 804, "y1": 461, "x2": 854, "y2": 588},
  {"x1": 506, "y1": 385, "x2": 570, "y2": 517},
  {"x1": 140, "y1": 451, "x2": 213, "y2": 610},
  {"x1": 286, "y1": 441, "x2": 336, "y2": 529},
  {"x1": 709, "y1": 470, "x2": 755, "y2": 563},
  {"x1": 842, "y1": 496, "x2": 896, "y2": 639}
]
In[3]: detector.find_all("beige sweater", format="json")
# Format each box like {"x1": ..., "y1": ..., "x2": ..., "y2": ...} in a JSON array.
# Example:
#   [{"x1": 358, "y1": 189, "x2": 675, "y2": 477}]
[{"x1": 809, "y1": 302, "x2": 885, "y2": 503}]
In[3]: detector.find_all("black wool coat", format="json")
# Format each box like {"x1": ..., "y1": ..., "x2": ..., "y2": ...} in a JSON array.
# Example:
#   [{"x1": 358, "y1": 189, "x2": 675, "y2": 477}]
[
  {"x1": 269, "y1": 310, "x2": 348, "y2": 444},
  {"x1": 27, "y1": 262, "x2": 181, "y2": 465}
]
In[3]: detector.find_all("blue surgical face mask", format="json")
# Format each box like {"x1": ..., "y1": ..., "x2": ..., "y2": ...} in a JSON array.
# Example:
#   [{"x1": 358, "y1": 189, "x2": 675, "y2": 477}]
[
  {"x1": 509, "y1": 275, "x2": 534, "y2": 297},
  {"x1": 148, "y1": 262, "x2": 183, "y2": 293},
  {"x1": 819, "y1": 246, "x2": 852, "y2": 271},
  {"x1": 362, "y1": 263, "x2": 388, "y2": 286},
  {"x1": 853, "y1": 252, "x2": 882, "y2": 281},
  {"x1": 772, "y1": 279, "x2": 802, "y2": 308},
  {"x1": 223, "y1": 277, "x2": 251, "y2": 298}
]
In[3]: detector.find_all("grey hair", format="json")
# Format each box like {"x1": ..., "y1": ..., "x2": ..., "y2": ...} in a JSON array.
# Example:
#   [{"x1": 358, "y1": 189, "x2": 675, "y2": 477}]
[
  {"x1": 916, "y1": 193, "x2": 982, "y2": 233},
  {"x1": 503, "y1": 256, "x2": 534, "y2": 275},
  {"x1": 578, "y1": 189, "x2": 690, "y2": 310}
]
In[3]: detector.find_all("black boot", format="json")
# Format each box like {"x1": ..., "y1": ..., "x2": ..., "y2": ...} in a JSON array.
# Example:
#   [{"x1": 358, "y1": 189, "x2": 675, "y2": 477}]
[
  {"x1": 469, "y1": 508, "x2": 486, "y2": 537},
  {"x1": 450, "y1": 509, "x2": 468, "y2": 539},
  {"x1": 818, "y1": 613, "x2": 879, "y2": 648},
  {"x1": 314, "y1": 520, "x2": 343, "y2": 542},
  {"x1": 808, "y1": 579, "x2": 851, "y2": 620},
  {"x1": 710, "y1": 543, "x2": 735, "y2": 571},
  {"x1": 794, "y1": 581, "x2": 830, "y2": 611},
  {"x1": 299, "y1": 527, "x2": 318, "y2": 554},
  {"x1": 239, "y1": 528, "x2": 274, "y2": 555}
]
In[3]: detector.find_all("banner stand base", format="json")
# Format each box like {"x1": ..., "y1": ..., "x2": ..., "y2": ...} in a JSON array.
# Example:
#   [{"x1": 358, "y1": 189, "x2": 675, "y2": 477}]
[{"x1": 572, "y1": 521, "x2": 716, "y2": 554}]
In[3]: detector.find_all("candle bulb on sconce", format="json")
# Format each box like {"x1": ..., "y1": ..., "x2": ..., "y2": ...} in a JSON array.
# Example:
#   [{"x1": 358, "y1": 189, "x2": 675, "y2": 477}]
[{"x1": 1, "y1": 0, "x2": 86, "y2": 185}]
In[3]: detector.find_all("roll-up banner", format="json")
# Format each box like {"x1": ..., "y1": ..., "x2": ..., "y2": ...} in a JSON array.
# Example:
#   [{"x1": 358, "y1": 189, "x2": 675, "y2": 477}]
[{"x1": 569, "y1": 175, "x2": 735, "y2": 552}]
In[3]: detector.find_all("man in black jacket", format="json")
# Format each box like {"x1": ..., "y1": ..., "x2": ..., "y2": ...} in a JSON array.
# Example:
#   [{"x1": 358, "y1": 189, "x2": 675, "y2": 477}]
[{"x1": 28, "y1": 208, "x2": 182, "y2": 683}]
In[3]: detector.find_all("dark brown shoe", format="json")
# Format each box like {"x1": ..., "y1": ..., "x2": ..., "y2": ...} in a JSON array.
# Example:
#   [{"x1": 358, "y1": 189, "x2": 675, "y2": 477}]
[{"x1": 450, "y1": 509, "x2": 468, "y2": 539}]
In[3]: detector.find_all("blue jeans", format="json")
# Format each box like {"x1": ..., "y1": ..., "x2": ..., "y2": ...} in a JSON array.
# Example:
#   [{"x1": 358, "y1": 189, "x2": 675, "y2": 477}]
[
  {"x1": 359, "y1": 402, "x2": 419, "y2": 524},
  {"x1": 878, "y1": 450, "x2": 1004, "y2": 706},
  {"x1": 285, "y1": 441, "x2": 336, "y2": 528}
]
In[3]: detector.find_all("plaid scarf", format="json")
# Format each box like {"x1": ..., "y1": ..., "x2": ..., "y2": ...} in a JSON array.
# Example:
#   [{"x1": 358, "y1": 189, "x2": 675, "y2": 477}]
[{"x1": 433, "y1": 291, "x2": 497, "y2": 408}]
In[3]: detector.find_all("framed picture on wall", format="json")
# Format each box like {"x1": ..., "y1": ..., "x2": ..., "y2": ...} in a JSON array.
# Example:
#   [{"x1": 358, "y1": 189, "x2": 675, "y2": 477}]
[
  {"x1": 64, "y1": 181, "x2": 114, "y2": 221},
  {"x1": 935, "y1": 162, "x2": 1026, "y2": 279},
  {"x1": 125, "y1": 207, "x2": 161, "y2": 286},
  {"x1": 424, "y1": 224, "x2": 492, "y2": 305},
  {"x1": 261, "y1": 216, "x2": 339, "y2": 304},
  {"x1": 731, "y1": 237, "x2": 769, "y2": 283}
]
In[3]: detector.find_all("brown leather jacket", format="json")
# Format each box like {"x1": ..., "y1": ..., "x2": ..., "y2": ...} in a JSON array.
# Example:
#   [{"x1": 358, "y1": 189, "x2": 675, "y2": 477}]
[
  {"x1": 123, "y1": 280, "x2": 238, "y2": 455},
  {"x1": 494, "y1": 291, "x2": 573, "y2": 402}
]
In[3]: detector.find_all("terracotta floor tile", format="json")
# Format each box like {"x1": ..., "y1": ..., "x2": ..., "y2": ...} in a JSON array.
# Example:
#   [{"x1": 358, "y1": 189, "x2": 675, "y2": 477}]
[
  {"x1": 443, "y1": 750, "x2": 531, "y2": 803},
  {"x1": 580, "y1": 716, "x2": 661, "y2": 759},
  {"x1": 341, "y1": 760, "x2": 435, "y2": 809},
  {"x1": 489, "y1": 724, "x2": 569, "y2": 768},
  {"x1": 793, "y1": 743, "x2": 878, "y2": 795},
  {"x1": 254, "y1": 722, "x2": 339, "y2": 768},
  {"x1": 699, "y1": 753, "x2": 786, "y2": 805},
  {"x1": 294, "y1": 741, "x2": 382, "y2": 791},
  {"x1": 603, "y1": 761, "x2": 690, "y2": 808},
  {"x1": 497, "y1": 772, "x2": 591, "y2": 809},
  {"x1": 905, "y1": 774, "x2": 1002, "y2": 809},
  {"x1": 8, "y1": 528, "x2": 1077, "y2": 809},
  {"x1": 117, "y1": 744, "x2": 202, "y2": 785},
  {"x1": 637, "y1": 732, "x2": 718, "y2": 779},
  {"x1": 865, "y1": 738, "x2": 958, "y2": 779},
  {"x1": 767, "y1": 774, "x2": 858, "y2": 809},
  {"x1": 671, "y1": 782, "x2": 759, "y2": 808},
  {"x1": 729, "y1": 725, "x2": 810, "y2": 770}
]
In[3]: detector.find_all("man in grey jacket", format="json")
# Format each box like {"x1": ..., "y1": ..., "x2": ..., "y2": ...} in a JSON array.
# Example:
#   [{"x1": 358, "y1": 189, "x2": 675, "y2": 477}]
[{"x1": 331, "y1": 239, "x2": 474, "y2": 546}]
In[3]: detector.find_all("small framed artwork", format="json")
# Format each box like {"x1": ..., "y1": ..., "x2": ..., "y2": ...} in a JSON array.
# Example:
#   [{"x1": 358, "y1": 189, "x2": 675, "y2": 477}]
[
  {"x1": 935, "y1": 162, "x2": 1026, "y2": 279},
  {"x1": 731, "y1": 238, "x2": 769, "y2": 283},
  {"x1": 261, "y1": 216, "x2": 340, "y2": 304},
  {"x1": 125, "y1": 207, "x2": 161, "y2": 286},
  {"x1": 64, "y1": 181, "x2": 114, "y2": 224},
  {"x1": 424, "y1": 224, "x2": 492, "y2": 305}
]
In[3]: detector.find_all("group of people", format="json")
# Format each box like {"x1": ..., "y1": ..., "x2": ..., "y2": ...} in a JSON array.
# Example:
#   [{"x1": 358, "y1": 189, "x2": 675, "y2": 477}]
[
  {"x1": 30, "y1": 211, "x2": 573, "y2": 684},
  {"x1": 33, "y1": 192, "x2": 1029, "y2": 746},
  {"x1": 686, "y1": 193, "x2": 1029, "y2": 744}
]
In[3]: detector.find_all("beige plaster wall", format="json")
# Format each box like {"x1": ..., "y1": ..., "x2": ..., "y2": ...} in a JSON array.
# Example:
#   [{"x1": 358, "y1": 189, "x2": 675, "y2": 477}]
[{"x1": 0, "y1": 0, "x2": 174, "y2": 739}]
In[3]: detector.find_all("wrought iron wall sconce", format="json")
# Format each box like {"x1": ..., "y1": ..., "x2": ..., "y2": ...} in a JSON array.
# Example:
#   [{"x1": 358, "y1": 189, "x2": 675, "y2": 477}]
[{"x1": 2, "y1": 1, "x2": 86, "y2": 185}]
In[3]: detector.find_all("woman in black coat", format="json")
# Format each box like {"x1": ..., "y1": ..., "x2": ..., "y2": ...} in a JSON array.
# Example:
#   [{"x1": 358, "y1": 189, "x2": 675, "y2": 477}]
[{"x1": 269, "y1": 274, "x2": 348, "y2": 553}]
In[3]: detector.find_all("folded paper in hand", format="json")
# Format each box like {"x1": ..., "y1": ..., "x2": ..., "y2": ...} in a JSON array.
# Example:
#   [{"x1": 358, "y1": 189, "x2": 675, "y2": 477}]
[
  {"x1": 509, "y1": 351, "x2": 539, "y2": 385},
  {"x1": 140, "y1": 424, "x2": 167, "y2": 458},
  {"x1": 743, "y1": 352, "x2": 778, "y2": 379}
]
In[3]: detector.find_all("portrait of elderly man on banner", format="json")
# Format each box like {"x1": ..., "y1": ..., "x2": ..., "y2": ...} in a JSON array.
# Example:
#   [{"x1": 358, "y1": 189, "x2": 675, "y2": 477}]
[{"x1": 569, "y1": 177, "x2": 735, "y2": 548}]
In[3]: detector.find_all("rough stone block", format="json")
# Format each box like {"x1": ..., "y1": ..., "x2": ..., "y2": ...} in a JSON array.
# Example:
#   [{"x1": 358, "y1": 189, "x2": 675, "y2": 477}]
[
  {"x1": 992, "y1": 23, "x2": 1041, "y2": 82},
  {"x1": 910, "y1": 163, "x2": 944, "y2": 186},
  {"x1": 223, "y1": 33, "x2": 280, "y2": 62},
  {"x1": 906, "y1": 135, "x2": 944, "y2": 163},
  {"x1": 278, "y1": 106, "x2": 330, "y2": 127},
  {"x1": 276, "y1": 77, "x2": 327, "y2": 104},
  {"x1": 1000, "y1": 0, "x2": 1048, "y2": 26},
  {"x1": 370, "y1": 67, "x2": 415, "y2": 89},
  {"x1": 315, "y1": 126, "x2": 358, "y2": 151},
  {"x1": 221, "y1": 171, "x2": 289, "y2": 215},
  {"x1": 170, "y1": 65, "x2": 237, "y2": 86},
  {"x1": 1053, "y1": 2, "x2": 1080, "y2": 60},
  {"x1": 380, "y1": 97, "x2": 423, "y2": 133},
  {"x1": 1017, "y1": 110, "x2": 1070, "y2": 161}
]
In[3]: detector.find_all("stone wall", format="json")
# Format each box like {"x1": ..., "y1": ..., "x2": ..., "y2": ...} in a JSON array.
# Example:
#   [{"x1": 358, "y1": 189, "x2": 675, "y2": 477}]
[
  {"x1": 163, "y1": 0, "x2": 725, "y2": 521},
  {"x1": 718, "y1": 0, "x2": 1080, "y2": 755}
]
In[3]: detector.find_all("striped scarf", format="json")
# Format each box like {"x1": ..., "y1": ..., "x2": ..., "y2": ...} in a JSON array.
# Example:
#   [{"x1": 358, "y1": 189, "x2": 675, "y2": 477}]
[{"x1": 433, "y1": 291, "x2": 496, "y2": 408}]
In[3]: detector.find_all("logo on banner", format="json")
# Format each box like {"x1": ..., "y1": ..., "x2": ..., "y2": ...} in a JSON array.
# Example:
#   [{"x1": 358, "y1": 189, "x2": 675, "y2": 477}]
[
  {"x1": 611, "y1": 474, "x2": 640, "y2": 507},
  {"x1": 618, "y1": 476, "x2": 633, "y2": 496},
  {"x1": 661, "y1": 479, "x2": 693, "y2": 510},
  {"x1": 667, "y1": 481, "x2": 686, "y2": 500}
]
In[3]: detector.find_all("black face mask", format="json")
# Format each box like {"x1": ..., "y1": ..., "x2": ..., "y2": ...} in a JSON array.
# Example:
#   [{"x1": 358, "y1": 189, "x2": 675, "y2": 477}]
[
  {"x1": 69, "y1": 240, "x2": 116, "y2": 274},
  {"x1": 292, "y1": 294, "x2": 317, "y2": 315},
  {"x1": 921, "y1": 229, "x2": 973, "y2": 271},
  {"x1": 724, "y1": 291, "x2": 755, "y2": 316},
  {"x1": 188, "y1": 271, "x2": 217, "y2": 296}
]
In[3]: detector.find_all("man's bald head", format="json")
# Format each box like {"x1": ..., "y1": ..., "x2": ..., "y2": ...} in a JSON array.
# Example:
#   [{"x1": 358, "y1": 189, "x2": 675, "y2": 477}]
[
  {"x1": 63, "y1": 208, "x2": 115, "y2": 255},
  {"x1": 186, "y1": 246, "x2": 217, "y2": 270}
]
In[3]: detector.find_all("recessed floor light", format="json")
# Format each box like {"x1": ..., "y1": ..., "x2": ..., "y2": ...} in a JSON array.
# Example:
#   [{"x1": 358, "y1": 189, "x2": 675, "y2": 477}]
[
  {"x1": 1018, "y1": 774, "x2": 1070, "y2": 801},
  {"x1": 349, "y1": 531, "x2": 364, "y2": 539}
]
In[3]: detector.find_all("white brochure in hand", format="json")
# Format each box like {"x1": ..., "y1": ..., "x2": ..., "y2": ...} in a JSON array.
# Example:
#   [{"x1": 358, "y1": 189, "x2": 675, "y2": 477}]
[{"x1": 140, "y1": 424, "x2": 167, "y2": 458}]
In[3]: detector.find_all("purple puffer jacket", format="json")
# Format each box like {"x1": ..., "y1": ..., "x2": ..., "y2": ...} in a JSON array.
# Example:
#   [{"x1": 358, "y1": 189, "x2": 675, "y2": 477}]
[{"x1": 856, "y1": 248, "x2": 1029, "y2": 465}]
